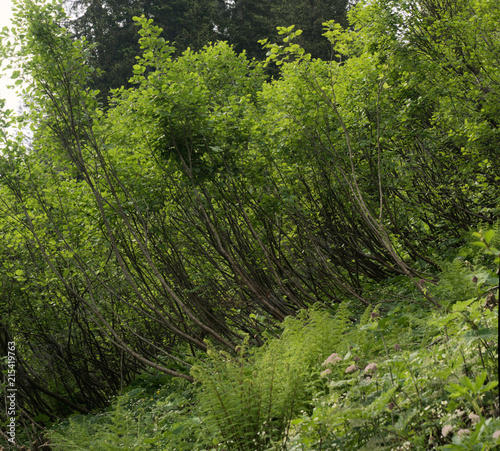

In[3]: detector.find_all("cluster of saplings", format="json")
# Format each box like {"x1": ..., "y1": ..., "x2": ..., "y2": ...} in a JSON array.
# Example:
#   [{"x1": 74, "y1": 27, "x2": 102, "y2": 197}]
[{"x1": 0, "y1": 0, "x2": 498, "y2": 449}]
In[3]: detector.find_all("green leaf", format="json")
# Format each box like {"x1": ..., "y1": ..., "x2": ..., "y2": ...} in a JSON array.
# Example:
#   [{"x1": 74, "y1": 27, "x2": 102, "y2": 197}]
[
  {"x1": 480, "y1": 381, "x2": 498, "y2": 393},
  {"x1": 367, "y1": 386, "x2": 397, "y2": 417},
  {"x1": 460, "y1": 376, "x2": 476, "y2": 392},
  {"x1": 483, "y1": 229, "x2": 495, "y2": 245},
  {"x1": 377, "y1": 318, "x2": 390, "y2": 330},
  {"x1": 463, "y1": 328, "x2": 498, "y2": 342},
  {"x1": 452, "y1": 298, "x2": 475, "y2": 312},
  {"x1": 445, "y1": 383, "x2": 467, "y2": 397},
  {"x1": 472, "y1": 372, "x2": 487, "y2": 392}
]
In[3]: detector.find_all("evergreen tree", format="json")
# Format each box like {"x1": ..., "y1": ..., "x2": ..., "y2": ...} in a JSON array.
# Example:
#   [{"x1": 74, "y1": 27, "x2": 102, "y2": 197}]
[{"x1": 222, "y1": 0, "x2": 350, "y2": 60}]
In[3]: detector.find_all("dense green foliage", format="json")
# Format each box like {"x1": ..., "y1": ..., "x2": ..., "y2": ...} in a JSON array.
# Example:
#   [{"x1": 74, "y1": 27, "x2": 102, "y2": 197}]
[
  {"x1": 0, "y1": 0, "x2": 498, "y2": 448},
  {"x1": 47, "y1": 249, "x2": 499, "y2": 449},
  {"x1": 66, "y1": 0, "x2": 350, "y2": 101}
]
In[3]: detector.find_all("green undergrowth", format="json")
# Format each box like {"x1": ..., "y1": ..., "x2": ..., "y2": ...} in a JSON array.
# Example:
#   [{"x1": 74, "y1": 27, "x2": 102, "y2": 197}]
[{"x1": 46, "y1": 237, "x2": 499, "y2": 450}]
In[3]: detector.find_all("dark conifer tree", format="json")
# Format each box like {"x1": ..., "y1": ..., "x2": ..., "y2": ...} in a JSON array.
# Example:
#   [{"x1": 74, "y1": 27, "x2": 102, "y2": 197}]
[{"x1": 222, "y1": 0, "x2": 350, "y2": 61}]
